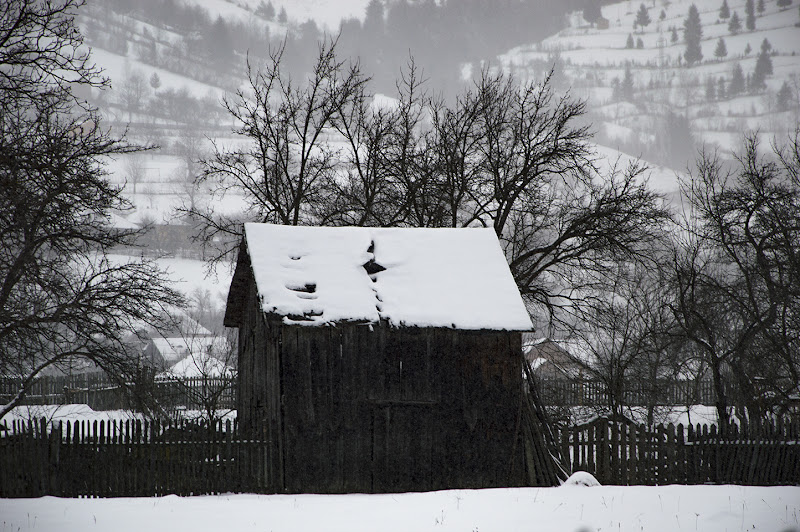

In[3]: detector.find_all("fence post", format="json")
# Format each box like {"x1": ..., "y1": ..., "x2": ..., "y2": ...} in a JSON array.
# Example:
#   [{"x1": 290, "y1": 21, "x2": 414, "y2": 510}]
[{"x1": 676, "y1": 424, "x2": 685, "y2": 484}]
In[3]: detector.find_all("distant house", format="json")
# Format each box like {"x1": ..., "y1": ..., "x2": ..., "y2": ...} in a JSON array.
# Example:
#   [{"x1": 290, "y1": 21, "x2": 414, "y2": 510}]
[
  {"x1": 224, "y1": 223, "x2": 533, "y2": 494},
  {"x1": 525, "y1": 338, "x2": 588, "y2": 380},
  {"x1": 141, "y1": 312, "x2": 224, "y2": 371}
]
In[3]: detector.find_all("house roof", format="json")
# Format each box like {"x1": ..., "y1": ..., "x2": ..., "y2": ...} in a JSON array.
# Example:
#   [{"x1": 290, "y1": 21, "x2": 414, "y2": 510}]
[
  {"x1": 149, "y1": 335, "x2": 227, "y2": 365},
  {"x1": 225, "y1": 223, "x2": 533, "y2": 331},
  {"x1": 158, "y1": 351, "x2": 234, "y2": 379}
]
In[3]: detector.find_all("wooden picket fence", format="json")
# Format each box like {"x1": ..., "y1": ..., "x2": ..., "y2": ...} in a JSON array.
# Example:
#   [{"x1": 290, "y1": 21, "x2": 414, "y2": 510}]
[
  {"x1": 554, "y1": 418, "x2": 800, "y2": 486},
  {"x1": 536, "y1": 378, "x2": 716, "y2": 406},
  {"x1": 0, "y1": 373, "x2": 236, "y2": 411},
  {"x1": 2, "y1": 416, "x2": 799, "y2": 498},
  {"x1": 0, "y1": 417, "x2": 272, "y2": 498}
]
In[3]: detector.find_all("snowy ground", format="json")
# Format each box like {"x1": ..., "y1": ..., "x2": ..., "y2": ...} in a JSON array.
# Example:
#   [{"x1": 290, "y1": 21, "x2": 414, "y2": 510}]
[{"x1": 1, "y1": 483, "x2": 798, "y2": 532}]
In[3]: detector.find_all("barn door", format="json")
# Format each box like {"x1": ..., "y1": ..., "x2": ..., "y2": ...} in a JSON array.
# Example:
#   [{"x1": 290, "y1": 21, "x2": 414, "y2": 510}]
[{"x1": 371, "y1": 404, "x2": 433, "y2": 492}]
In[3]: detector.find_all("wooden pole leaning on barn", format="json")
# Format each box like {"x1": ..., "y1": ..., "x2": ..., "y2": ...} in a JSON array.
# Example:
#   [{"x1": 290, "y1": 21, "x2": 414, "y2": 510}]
[{"x1": 521, "y1": 354, "x2": 570, "y2": 485}]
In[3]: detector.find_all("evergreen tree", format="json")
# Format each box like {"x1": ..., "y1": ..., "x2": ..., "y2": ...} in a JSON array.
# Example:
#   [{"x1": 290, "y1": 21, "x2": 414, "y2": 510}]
[
  {"x1": 671, "y1": 26, "x2": 679, "y2": 43},
  {"x1": 583, "y1": 2, "x2": 602, "y2": 25},
  {"x1": 706, "y1": 76, "x2": 717, "y2": 100},
  {"x1": 720, "y1": 0, "x2": 730, "y2": 18},
  {"x1": 745, "y1": 42, "x2": 752, "y2": 55},
  {"x1": 777, "y1": 81, "x2": 793, "y2": 110},
  {"x1": 752, "y1": 47, "x2": 773, "y2": 89},
  {"x1": 626, "y1": 33, "x2": 635, "y2": 48},
  {"x1": 717, "y1": 76, "x2": 726, "y2": 98},
  {"x1": 728, "y1": 11, "x2": 742, "y2": 33},
  {"x1": 757, "y1": 0, "x2": 765, "y2": 15},
  {"x1": 256, "y1": 1, "x2": 275, "y2": 19},
  {"x1": 277, "y1": 6, "x2": 287, "y2": 23},
  {"x1": 760, "y1": 38, "x2": 772, "y2": 53},
  {"x1": 683, "y1": 4, "x2": 703, "y2": 66},
  {"x1": 363, "y1": 0, "x2": 385, "y2": 42},
  {"x1": 745, "y1": 0, "x2": 756, "y2": 29},
  {"x1": 635, "y1": 3, "x2": 651, "y2": 31},
  {"x1": 637, "y1": 37, "x2": 644, "y2": 48},
  {"x1": 149, "y1": 72, "x2": 161, "y2": 91},
  {"x1": 730, "y1": 62, "x2": 745, "y2": 95},
  {"x1": 621, "y1": 62, "x2": 635, "y2": 100},
  {"x1": 660, "y1": 9, "x2": 667, "y2": 20},
  {"x1": 714, "y1": 37, "x2": 728, "y2": 58}
]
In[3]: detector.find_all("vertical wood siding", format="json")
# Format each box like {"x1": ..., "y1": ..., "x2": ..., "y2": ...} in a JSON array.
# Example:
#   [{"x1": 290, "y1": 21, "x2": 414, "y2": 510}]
[{"x1": 236, "y1": 290, "x2": 526, "y2": 493}]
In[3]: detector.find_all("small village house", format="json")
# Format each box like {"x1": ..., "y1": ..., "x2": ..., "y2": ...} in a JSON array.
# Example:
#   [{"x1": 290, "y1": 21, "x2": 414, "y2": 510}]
[{"x1": 224, "y1": 223, "x2": 534, "y2": 493}]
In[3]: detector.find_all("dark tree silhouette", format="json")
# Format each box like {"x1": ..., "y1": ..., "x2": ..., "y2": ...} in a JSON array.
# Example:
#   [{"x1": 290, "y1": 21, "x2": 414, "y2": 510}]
[
  {"x1": 729, "y1": 62, "x2": 745, "y2": 95},
  {"x1": 0, "y1": 0, "x2": 183, "y2": 419},
  {"x1": 745, "y1": 0, "x2": 756, "y2": 29},
  {"x1": 752, "y1": 47, "x2": 773, "y2": 89},
  {"x1": 714, "y1": 37, "x2": 728, "y2": 59},
  {"x1": 635, "y1": 3, "x2": 651, "y2": 32},
  {"x1": 777, "y1": 81, "x2": 793, "y2": 110},
  {"x1": 720, "y1": 0, "x2": 730, "y2": 18},
  {"x1": 683, "y1": 4, "x2": 704, "y2": 66},
  {"x1": 583, "y1": 2, "x2": 602, "y2": 25},
  {"x1": 728, "y1": 10, "x2": 742, "y2": 33},
  {"x1": 673, "y1": 133, "x2": 800, "y2": 427}
]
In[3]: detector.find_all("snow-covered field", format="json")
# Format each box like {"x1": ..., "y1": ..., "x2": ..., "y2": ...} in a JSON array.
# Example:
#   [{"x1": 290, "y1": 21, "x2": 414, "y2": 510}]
[{"x1": 1, "y1": 482, "x2": 798, "y2": 532}]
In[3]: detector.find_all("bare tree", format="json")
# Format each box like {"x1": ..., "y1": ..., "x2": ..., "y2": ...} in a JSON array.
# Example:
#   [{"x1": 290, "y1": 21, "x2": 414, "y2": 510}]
[
  {"x1": 185, "y1": 38, "x2": 369, "y2": 266},
  {"x1": 124, "y1": 153, "x2": 146, "y2": 195},
  {"x1": 157, "y1": 314, "x2": 237, "y2": 425},
  {"x1": 0, "y1": 0, "x2": 105, "y2": 110},
  {"x1": 672, "y1": 132, "x2": 800, "y2": 428},
  {"x1": 566, "y1": 260, "x2": 684, "y2": 422},
  {"x1": 0, "y1": 0, "x2": 184, "y2": 420},
  {"x1": 118, "y1": 69, "x2": 149, "y2": 121}
]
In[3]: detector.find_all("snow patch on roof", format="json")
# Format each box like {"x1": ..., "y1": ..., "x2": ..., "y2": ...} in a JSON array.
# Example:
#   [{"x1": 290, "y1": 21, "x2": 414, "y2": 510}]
[{"x1": 243, "y1": 223, "x2": 532, "y2": 331}]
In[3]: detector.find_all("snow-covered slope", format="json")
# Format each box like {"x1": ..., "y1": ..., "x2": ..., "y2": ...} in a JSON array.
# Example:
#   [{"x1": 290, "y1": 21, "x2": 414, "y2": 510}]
[{"x1": 502, "y1": 0, "x2": 800, "y2": 164}]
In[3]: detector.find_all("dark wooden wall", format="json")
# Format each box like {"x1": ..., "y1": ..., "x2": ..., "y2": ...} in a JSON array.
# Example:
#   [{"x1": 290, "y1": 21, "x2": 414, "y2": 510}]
[{"x1": 236, "y1": 281, "x2": 526, "y2": 493}]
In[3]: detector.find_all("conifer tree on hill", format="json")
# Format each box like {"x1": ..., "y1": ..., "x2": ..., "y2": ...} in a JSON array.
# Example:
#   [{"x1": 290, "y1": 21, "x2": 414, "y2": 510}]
[
  {"x1": 757, "y1": 0, "x2": 765, "y2": 15},
  {"x1": 583, "y1": 2, "x2": 602, "y2": 25},
  {"x1": 720, "y1": 0, "x2": 730, "y2": 18},
  {"x1": 746, "y1": 0, "x2": 756, "y2": 29},
  {"x1": 752, "y1": 47, "x2": 773, "y2": 89},
  {"x1": 683, "y1": 4, "x2": 703, "y2": 66},
  {"x1": 730, "y1": 62, "x2": 745, "y2": 95},
  {"x1": 714, "y1": 37, "x2": 728, "y2": 59},
  {"x1": 635, "y1": 3, "x2": 651, "y2": 32},
  {"x1": 776, "y1": 81, "x2": 793, "y2": 110},
  {"x1": 729, "y1": 10, "x2": 742, "y2": 33}
]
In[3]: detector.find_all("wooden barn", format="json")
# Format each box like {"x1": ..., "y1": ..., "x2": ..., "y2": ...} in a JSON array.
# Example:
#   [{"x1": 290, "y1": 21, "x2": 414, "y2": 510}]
[{"x1": 223, "y1": 223, "x2": 535, "y2": 493}]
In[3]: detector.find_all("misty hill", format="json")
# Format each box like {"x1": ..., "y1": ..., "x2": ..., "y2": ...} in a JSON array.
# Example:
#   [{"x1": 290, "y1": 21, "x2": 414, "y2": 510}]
[
  {"x1": 77, "y1": 0, "x2": 799, "y2": 253},
  {"x1": 500, "y1": 0, "x2": 800, "y2": 173}
]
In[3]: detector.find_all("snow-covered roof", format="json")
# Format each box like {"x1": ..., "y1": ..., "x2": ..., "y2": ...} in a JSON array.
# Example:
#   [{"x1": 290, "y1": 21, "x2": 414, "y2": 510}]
[
  {"x1": 237, "y1": 223, "x2": 532, "y2": 331},
  {"x1": 150, "y1": 337, "x2": 190, "y2": 364},
  {"x1": 150, "y1": 335, "x2": 226, "y2": 365},
  {"x1": 159, "y1": 351, "x2": 234, "y2": 379}
]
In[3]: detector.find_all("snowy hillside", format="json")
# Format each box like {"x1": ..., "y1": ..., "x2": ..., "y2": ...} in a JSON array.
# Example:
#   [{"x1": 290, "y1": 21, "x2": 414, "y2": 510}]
[
  {"x1": 178, "y1": 0, "x2": 372, "y2": 30},
  {"x1": 501, "y1": 0, "x2": 800, "y2": 170},
  {"x1": 74, "y1": 0, "x2": 799, "y2": 303}
]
